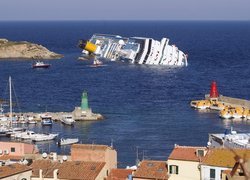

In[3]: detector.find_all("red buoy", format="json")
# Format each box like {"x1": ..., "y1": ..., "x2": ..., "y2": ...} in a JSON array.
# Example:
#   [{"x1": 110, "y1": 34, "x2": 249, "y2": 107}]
[{"x1": 210, "y1": 81, "x2": 219, "y2": 98}]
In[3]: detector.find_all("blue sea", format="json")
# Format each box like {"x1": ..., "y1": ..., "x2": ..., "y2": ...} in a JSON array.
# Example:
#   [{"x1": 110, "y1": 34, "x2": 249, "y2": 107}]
[{"x1": 0, "y1": 21, "x2": 249, "y2": 167}]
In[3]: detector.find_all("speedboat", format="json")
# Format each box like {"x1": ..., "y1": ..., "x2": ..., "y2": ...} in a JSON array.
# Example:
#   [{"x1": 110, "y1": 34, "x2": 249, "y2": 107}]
[
  {"x1": 93, "y1": 59, "x2": 103, "y2": 65},
  {"x1": 57, "y1": 138, "x2": 79, "y2": 146},
  {"x1": 61, "y1": 115, "x2": 75, "y2": 126},
  {"x1": 79, "y1": 33, "x2": 188, "y2": 67},
  {"x1": 40, "y1": 114, "x2": 53, "y2": 126},
  {"x1": 32, "y1": 61, "x2": 50, "y2": 68}
]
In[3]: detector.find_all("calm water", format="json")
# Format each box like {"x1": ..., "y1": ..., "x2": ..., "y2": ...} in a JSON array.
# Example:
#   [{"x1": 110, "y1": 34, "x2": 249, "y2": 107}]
[{"x1": 0, "y1": 21, "x2": 250, "y2": 167}]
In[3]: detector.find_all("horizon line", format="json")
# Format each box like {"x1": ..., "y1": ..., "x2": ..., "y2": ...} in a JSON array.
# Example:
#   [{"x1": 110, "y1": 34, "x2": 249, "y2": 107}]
[{"x1": 0, "y1": 19, "x2": 249, "y2": 22}]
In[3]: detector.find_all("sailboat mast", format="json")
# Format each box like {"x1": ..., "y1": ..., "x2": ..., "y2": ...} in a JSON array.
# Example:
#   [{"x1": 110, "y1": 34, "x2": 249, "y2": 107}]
[{"x1": 9, "y1": 76, "x2": 12, "y2": 127}]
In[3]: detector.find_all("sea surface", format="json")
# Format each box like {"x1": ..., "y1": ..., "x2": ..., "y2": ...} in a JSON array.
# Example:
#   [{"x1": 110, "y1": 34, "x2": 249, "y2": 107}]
[{"x1": 0, "y1": 21, "x2": 249, "y2": 167}]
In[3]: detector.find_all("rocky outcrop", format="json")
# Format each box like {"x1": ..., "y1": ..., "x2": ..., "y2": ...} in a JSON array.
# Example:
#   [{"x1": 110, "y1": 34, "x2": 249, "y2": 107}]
[{"x1": 0, "y1": 38, "x2": 63, "y2": 59}]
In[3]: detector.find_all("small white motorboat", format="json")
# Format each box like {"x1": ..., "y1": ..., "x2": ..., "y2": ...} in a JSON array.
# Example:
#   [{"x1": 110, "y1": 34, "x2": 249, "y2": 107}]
[
  {"x1": 32, "y1": 61, "x2": 50, "y2": 68},
  {"x1": 60, "y1": 115, "x2": 75, "y2": 126},
  {"x1": 57, "y1": 138, "x2": 79, "y2": 146}
]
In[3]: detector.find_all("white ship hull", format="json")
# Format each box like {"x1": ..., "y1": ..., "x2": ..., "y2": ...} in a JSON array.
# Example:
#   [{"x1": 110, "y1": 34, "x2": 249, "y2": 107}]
[{"x1": 79, "y1": 34, "x2": 188, "y2": 67}]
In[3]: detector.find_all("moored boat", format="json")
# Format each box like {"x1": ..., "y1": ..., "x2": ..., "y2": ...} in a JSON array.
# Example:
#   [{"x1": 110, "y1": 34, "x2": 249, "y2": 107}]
[
  {"x1": 57, "y1": 138, "x2": 79, "y2": 146},
  {"x1": 32, "y1": 133, "x2": 58, "y2": 142},
  {"x1": 60, "y1": 114, "x2": 75, "y2": 126},
  {"x1": 208, "y1": 127, "x2": 250, "y2": 149},
  {"x1": 41, "y1": 114, "x2": 53, "y2": 126}
]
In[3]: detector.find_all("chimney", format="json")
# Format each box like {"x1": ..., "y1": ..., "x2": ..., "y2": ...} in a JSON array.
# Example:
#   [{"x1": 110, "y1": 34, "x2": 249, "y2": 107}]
[
  {"x1": 53, "y1": 169, "x2": 59, "y2": 179},
  {"x1": 39, "y1": 169, "x2": 43, "y2": 178}
]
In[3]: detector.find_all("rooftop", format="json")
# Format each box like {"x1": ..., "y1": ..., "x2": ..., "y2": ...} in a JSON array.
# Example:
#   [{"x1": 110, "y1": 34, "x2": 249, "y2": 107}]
[
  {"x1": 107, "y1": 169, "x2": 133, "y2": 180},
  {"x1": 133, "y1": 160, "x2": 168, "y2": 180},
  {"x1": 71, "y1": 144, "x2": 111, "y2": 151},
  {"x1": 202, "y1": 148, "x2": 250, "y2": 168},
  {"x1": 30, "y1": 160, "x2": 105, "y2": 180},
  {"x1": 168, "y1": 145, "x2": 207, "y2": 162},
  {"x1": 0, "y1": 163, "x2": 31, "y2": 179},
  {"x1": 0, "y1": 155, "x2": 23, "y2": 161}
]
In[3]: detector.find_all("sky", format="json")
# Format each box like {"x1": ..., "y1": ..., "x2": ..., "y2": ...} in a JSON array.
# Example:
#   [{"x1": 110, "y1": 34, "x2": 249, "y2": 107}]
[{"x1": 0, "y1": 0, "x2": 249, "y2": 21}]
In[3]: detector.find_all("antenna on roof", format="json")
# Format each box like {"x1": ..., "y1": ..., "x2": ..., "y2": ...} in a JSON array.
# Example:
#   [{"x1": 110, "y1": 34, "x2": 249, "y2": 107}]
[
  {"x1": 142, "y1": 150, "x2": 147, "y2": 160},
  {"x1": 111, "y1": 139, "x2": 113, "y2": 149},
  {"x1": 92, "y1": 141, "x2": 95, "y2": 149},
  {"x1": 136, "y1": 146, "x2": 140, "y2": 166}
]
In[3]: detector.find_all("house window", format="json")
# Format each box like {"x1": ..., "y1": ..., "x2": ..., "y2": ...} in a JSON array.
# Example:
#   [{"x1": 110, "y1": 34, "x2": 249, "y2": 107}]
[
  {"x1": 210, "y1": 168, "x2": 215, "y2": 180},
  {"x1": 197, "y1": 149, "x2": 204, "y2": 157},
  {"x1": 169, "y1": 165, "x2": 179, "y2": 174},
  {"x1": 11, "y1": 147, "x2": 15, "y2": 153}
]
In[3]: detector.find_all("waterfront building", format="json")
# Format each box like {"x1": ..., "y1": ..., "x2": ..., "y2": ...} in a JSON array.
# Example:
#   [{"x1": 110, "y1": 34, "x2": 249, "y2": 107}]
[
  {"x1": 71, "y1": 144, "x2": 117, "y2": 175},
  {"x1": 0, "y1": 141, "x2": 38, "y2": 157},
  {"x1": 132, "y1": 160, "x2": 168, "y2": 180},
  {"x1": 0, "y1": 141, "x2": 38, "y2": 165},
  {"x1": 167, "y1": 145, "x2": 207, "y2": 180},
  {"x1": 200, "y1": 148, "x2": 250, "y2": 180},
  {"x1": 0, "y1": 163, "x2": 32, "y2": 180}
]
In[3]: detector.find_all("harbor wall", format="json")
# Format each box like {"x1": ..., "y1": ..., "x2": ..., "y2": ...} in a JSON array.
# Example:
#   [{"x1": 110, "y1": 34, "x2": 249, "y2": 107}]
[
  {"x1": 218, "y1": 95, "x2": 250, "y2": 108},
  {"x1": 205, "y1": 94, "x2": 250, "y2": 108}
]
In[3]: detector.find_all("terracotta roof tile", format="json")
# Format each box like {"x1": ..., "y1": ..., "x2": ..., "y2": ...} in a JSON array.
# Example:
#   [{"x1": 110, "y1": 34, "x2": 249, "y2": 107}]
[
  {"x1": 0, "y1": 163, "x2": 31, "y2": 178},
  {"x1": 0, "y1": 155, "x2": 24, "y2": 161},
  {"x1": 30, "y1": 160, "x2": 105, "y2": 180},
  {"x1": 202, "y1": 148, "x2": 250, "y2": 168},
  {"x1": 168, "y1": 145, "x2": 207, "y2": 162},
  {"x1": 71, "y1": 144, "x2": 110, "y2": 151},
  {"x1": 133, "y1": 160, "x2": 168, "y2": 180},
  {"x1": 107, "y1": 169, "x2": 133, "y2": 180}
]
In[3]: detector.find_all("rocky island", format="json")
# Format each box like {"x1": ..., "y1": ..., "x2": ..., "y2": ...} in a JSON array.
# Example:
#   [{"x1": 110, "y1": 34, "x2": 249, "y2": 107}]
[{"x1": 0, "y1": 38, "x2": 63, "y2": 59}]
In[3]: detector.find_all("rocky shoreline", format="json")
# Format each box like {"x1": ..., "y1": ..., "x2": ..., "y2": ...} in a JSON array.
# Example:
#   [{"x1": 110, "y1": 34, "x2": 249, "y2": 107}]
[{"x1": 0, "y1": 38, "x2": 63, "y2": 60}]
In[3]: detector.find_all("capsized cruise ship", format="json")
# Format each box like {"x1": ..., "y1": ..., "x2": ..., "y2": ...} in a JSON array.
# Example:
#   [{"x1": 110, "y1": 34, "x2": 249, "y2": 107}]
[{"x1": 78, "y1": 34, "x2": 188, "y2": 66}]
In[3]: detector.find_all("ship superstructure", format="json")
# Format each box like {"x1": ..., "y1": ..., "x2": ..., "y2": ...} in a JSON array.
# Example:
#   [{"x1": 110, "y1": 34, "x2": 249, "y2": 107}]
[{"x1": 79, "y1": 34, "x2": 188, "y2": 66}]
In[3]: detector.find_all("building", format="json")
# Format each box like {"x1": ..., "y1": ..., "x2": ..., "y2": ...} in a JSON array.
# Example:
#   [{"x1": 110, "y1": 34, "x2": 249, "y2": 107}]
[
  {"x1": 0, "y1": 163, "x2": 32, "y2": 180},
  {"x1": 200, "y1": 148, "x2": 250, "y2": 180},
  {"x1": 0, "y1": 141, "x2": 38, "y2": 165},
  {"x1": 71, "y1": 143, "x2": 117, "y2": 175},
  {"x1": 0, "y1": 141, "x2": 38, "y2": 157},
  {"x1": 167, "y1": 145, "x2": 207, "y2": 180},
  {"x1": 107, "y1": 169, "x2": 133, "y2": 180},
  {"x1": 30, "y1": 159, "x2": 106, "y2": 180},
  {"x1": 132, "y1": 160, "x2": 168, "y2": 180}
]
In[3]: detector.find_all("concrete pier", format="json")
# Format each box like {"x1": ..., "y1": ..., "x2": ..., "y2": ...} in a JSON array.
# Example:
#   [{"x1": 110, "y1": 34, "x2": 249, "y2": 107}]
[
  {"x1": 205, "y1": 94, "x2": 250, "y2": 109},
  {"x1": 4, "y1": 110, "x2": 103, "y2": 123}
]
